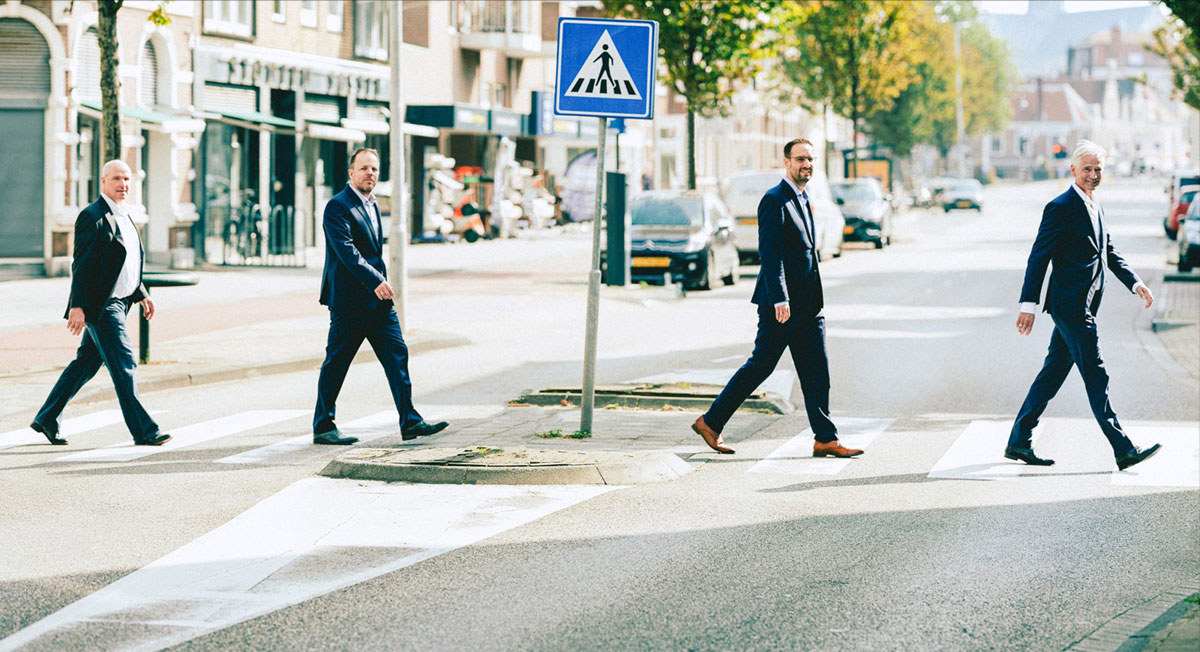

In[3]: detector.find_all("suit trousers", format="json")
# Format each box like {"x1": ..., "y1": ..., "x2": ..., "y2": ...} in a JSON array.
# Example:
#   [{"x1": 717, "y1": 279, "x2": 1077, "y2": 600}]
[
  {"x1": 34, "y1": 298, "x2": 160, "y2": 441},
  {"x1": 1009, "y1": 310, "x2": 1135, "y2": 456},
  {"x1": 313, "y1": 304, "x2": 423, "y2": 434},
  {"x1": 705, "y1": 308, "x2": 837, "y2": 442}
]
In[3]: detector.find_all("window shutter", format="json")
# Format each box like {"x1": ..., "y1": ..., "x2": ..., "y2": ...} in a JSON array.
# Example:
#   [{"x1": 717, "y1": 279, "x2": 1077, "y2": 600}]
[
  {"x1": 76, "y1": 27, "x2": 101, "y2": 103},
  {"x1": 140, "y1": 40, "x2": 158, "y2": 107},
  {"x1": 0, "y1": 18, "x2": 51, "y2": 108}
]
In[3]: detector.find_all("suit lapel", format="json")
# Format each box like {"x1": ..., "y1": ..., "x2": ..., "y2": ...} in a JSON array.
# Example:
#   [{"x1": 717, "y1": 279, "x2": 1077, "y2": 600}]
[
  {"x1": 780, "y1": 182, "x2": 813, "y2": 247},
  {"x1": 1068, "y1": 189, "x2": 1100, "y2": 253}
]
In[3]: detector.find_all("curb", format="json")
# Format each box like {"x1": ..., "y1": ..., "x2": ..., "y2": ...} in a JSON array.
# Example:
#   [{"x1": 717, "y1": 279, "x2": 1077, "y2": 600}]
[
  {"x1": 1066, "y1": 585, "x2": 1199, "y2": 652},
  {"x1": 512, "y1": 385, "x2": 793, "y2": 415},
  {"x1": 69, "y1": 334, "x2": 471, "y2": 405},
  {"x1": 319, "y1": 446, "x2": 695, "y2": 485}
]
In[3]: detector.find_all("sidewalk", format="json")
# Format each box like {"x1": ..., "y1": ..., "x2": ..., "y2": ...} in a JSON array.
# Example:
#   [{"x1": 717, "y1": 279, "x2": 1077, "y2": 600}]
[
  {"x1": 1151, "y1": 272, "x2": 1200, "y2": 380},
  {"x1": 1144, "y1": 602, "x2": 1199, "y2": 652}
]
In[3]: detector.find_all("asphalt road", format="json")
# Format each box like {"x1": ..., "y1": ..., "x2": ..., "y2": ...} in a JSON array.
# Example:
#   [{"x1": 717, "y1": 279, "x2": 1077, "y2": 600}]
[{"x1": 0, "y1": 178, "x2": 1196, "y2": 652}]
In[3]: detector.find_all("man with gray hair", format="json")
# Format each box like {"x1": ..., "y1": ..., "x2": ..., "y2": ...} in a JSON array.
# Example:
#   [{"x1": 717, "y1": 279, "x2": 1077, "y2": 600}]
[
  {"x1": 29, "y1": 160, "x2": 171, "y2": 446},
  {"x1": 1007, "y1": 140, "x2": 1159, "y2": 471}
]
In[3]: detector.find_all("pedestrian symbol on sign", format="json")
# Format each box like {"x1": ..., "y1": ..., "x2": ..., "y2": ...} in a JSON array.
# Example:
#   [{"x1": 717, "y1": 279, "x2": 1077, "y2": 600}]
[{"x1": 565, "y1": 30, "x2": 642, "y2": 100}]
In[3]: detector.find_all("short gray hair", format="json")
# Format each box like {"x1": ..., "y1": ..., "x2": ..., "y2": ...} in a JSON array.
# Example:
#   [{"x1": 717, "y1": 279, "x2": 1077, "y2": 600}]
[
  {"x1": 1070, "y1": 140, "x2": 1107, "y2": 168},
  {"x1": 100, "y1": 159, "x2": 131, "y2": 179}
]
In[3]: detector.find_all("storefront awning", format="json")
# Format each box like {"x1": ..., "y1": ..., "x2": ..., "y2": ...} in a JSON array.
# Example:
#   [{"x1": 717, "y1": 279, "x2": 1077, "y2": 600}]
[
  {"x1": 339, "y1": 117, "x2": 440, "y2": 139},
  {"x1": 80, "y1": 101, "x2": 207, "y2": 134},
  {"x1": 199, "y1": 108, "x2": 297, "y2": 134},
  {"x1": 306, "y1": 119, "x2": 367, "y2": 143},
  {"x1": 406, "y1": 103, "x2": 491, "y2": 134}
]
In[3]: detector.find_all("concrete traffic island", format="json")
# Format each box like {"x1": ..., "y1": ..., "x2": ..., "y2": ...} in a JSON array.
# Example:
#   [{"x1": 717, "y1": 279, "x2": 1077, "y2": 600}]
[
  {"x1": 510, "y1": 383, "x2": 792, "y2": 414},
  {"x1": 319, "y1": 446, "x2": 694, "y2": 485}
]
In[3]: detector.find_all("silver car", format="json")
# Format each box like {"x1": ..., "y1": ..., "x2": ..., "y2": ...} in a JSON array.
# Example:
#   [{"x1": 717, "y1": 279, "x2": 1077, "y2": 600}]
[{"x1": 721, "y1": 170, "x2": 845, "y2": 262}]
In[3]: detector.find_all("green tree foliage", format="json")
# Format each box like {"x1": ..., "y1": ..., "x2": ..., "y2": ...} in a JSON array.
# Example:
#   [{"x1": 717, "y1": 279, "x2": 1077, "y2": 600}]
[
  {"x1": 607, "y1": 0, "x2": 774, "y2": 189},
  {"x1": 772, "y1": 0, "x2": 922, "y2": 176},
  {"x1": 1151, "y1": 0, "x2": 1200, "y2": 110}
]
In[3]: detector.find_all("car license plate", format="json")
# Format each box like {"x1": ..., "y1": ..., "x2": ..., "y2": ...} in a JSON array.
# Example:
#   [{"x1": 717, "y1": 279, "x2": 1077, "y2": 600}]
[
  {"x1": 843, "y1": 226, "x2": 854, "y2": 235},
  {"x1": 633, "y1": 256, "x2": 671, "y2": 268},
  {"x1": 957, "y1": 200, "x2": 971, "y2": 207},
  {"x1": 737, "y1": 217, "x2": 757, "y2": 225}
]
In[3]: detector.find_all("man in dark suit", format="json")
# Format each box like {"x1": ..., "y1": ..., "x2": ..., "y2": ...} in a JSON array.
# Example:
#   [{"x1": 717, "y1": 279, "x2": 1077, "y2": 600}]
[
  {"x1": 30, "y1": 160, "x2": 171, "y2": 446},
  {"x1": 312, "y1": 148, "x2": 448, "y2": 445},
  {"x1": 691, "y1": 138, "x2": 862, "y2": 458},
  {"x1": 1008, "y1": 140, "x2": 1160, "y2": 471}
]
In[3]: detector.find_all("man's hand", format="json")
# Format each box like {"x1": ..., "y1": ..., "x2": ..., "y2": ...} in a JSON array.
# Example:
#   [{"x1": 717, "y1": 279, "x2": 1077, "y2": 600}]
[
  {"x1": 1135, "y1": 284, "x2": 1154, "y2": 309},
  {"x1": 67, "y1": 307, "x2": 85, "y2": 336},
  {"x1": 1016, "y1": 311, "x2": 1035, "y2": 336},
  {"x1": 141, "y1": 296, "x2": 155, "y2": 320},
  {"x1": 775, "y1": 304, "x2": 790, "y2": 324},
  {"x1": 374, "y1": 281, "x2": 395, "y2": 301}
]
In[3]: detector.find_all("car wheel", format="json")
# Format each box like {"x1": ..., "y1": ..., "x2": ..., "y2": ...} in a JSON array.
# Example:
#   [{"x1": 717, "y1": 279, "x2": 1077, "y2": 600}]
[{"x1": 695, "y1": 249, "x2": 716, "y2": 291}]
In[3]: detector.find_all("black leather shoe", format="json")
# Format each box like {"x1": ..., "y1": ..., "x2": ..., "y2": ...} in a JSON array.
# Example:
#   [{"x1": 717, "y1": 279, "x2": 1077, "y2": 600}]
[
  {"x1": 1004, "y1": 446, "x2": 1055, "y2": 466},
  {"x1": 135, "y1": 433, "x2": 172, "y2": 446},
  {"x1": 1116, "y1": 443, "x2": 1161, "y2": 471},
  {"x1": 402, "y1": 420, "x2": 449, "y2": 441},
  {"x1": 30, "y1": 421, "x2": 67, "y2": 445},
  {"x1": 314, "y1": 430, "x2": 358, "y2": 446}
]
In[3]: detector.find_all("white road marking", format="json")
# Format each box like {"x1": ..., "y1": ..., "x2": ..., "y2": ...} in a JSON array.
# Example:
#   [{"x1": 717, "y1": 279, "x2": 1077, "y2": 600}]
[
  {"x1": 0, "y1": 479, "x2": 618, "y2": 652},
  {"x1": 630, "y1": 368, "x2": 794, "y2": 402},
  {"x1": 215, "y1": 410, "x2": 395, "y2": 465},
  {"x1": 749, "y1": 417, "x2": 892, "y2": 476},
  {"x1": 821, "y1": 304, "x2": 1006, "y2": 321},
  {"x1": 826, "y1": 327, "x2": 967, "y2": 340},
  {"x1": 711, "y1": 354, "x2": 745, "y2": 364},
  {"x1": 928, "y1": 420, "x2": 1033, "y2": 480},
  {"x1": 0, "y1": 410, "x2": 163, "y2": 451},
  {"x1": 53, "y1": 410, "x2": 307, "y2": 463},
  {"x1": 1112, "y1": 425, "x2": 1200, "y2": 487}
]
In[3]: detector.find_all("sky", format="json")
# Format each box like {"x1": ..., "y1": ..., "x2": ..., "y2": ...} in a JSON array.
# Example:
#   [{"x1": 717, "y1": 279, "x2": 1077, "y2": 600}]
[{"x1": 975, "y1": 1, "x2": 1157, "y2": 13}]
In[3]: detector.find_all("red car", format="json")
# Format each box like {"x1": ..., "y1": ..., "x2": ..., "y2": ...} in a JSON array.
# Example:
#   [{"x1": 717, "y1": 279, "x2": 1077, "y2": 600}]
[{"x1": 1166, "y1": 184, "x2": 1198, "y2": 240}]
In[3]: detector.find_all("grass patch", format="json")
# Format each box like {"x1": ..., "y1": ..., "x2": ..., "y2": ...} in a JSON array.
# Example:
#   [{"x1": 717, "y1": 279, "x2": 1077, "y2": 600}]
[
  {"x1": 1186, "y1": 593, "x2": 1200, "y2": 605},
  {"x1": 535, "y1": 429, "x2": 592, "y2": 440}
]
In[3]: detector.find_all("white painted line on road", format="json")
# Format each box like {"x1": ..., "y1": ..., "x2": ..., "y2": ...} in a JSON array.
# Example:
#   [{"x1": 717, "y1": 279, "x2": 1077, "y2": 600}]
[
  {"x1": 1111, "y1": 424, "x2": 1200, "y2": 488},
  {"x1": 711, "y1": 354, "x2": 745, "y2": 364},
  {"x1": 53, "y1": 410, "x2": 307, "y2": 463},
  {"x1": 0, "y1": 479, "x2": 618, "y2": 652},
  {"x1": 928, "y1": 420, "x2": 1036, "y2": 480},
  {"x1": 826, "y1": 327, "x2": 967, "y2": 340},
  {"x1": 821, "y1": 304, "x2": 1005, "y2": 321},
  {"x1": 630, "y1": 368, "x2": 794, "y2": 402},
  {"x1": 749, "y1": 417, "x2": 892, "y2": 476},
  {"x1": 0, "y1": 410, "x2": 165, "y2": 452},
  {"x1": 215, "y1": 410, "x2": 395, "y2": 465}
]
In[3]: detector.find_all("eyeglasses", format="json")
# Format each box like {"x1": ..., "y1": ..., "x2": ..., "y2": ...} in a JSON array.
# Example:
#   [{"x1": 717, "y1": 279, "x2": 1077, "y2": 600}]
[{"x1": 785, "y1": 156, "x2": 814, "y2": 162}]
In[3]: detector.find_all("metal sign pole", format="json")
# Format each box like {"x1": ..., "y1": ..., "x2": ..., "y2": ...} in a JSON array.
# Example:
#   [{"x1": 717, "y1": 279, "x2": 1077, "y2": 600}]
[{"x1": 580, "y1": 116, "x2": 608, "y2": 435}]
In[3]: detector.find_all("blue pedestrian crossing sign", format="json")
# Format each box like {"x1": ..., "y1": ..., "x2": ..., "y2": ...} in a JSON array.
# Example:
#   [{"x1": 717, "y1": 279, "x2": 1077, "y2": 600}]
[{"x1": 555, "y1": 17, "x2": 658, "y2": 120}]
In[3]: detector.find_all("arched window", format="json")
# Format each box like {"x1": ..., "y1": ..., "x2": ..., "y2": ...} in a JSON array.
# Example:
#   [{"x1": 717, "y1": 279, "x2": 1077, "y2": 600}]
[
  {"x1": 76, "y1": 26, "x2": 101, "y2": 102},
  {"x1": 140, "y1": 39, "x2": 158, "y2": 107}
]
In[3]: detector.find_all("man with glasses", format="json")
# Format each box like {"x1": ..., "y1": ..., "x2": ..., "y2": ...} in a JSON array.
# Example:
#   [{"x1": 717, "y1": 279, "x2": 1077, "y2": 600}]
[{"x1": 692, "y1": 138, "x2": 862, "y2": 459}]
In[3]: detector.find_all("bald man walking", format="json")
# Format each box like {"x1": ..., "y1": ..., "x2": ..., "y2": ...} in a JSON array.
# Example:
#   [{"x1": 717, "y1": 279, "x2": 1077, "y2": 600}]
[{"x1": 30, "y1": 160, "x2": 171, "y2": 446}]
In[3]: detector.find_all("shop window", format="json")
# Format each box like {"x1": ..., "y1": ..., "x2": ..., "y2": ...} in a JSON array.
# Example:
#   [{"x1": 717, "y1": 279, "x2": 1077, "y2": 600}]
[
  {"x1": 327, "y1": 0, "x2": 344, "y2": 33},
  {"x1": 354, "y1": 0, "x2": 388, "y2": 61},
  {"x1": 272, "y1": 0, "x2": 285, "y2": 23},
  {"x1": 300, "y1": 0, "x2": 318, "y2": 28},
  {"x1": 204, "y1": 0, "x2": 254, "y2": 38}
]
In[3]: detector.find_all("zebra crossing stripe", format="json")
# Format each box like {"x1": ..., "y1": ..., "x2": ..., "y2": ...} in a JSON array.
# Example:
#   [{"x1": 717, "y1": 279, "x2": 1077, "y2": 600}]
[
  {"x1": 928, "y1": 420, "x2": 1030, "y2": 480},
  {"x1": 215, "y1": 410, "x2": 395, "y2": 465},
  {"x1": 0, "y1": 479, "x2": 619, "y2": 652},
  {"x1": 53, "y1": 410, "x2": 307, "y2": 463},
  {"x1": 0, "y1": 410, "x2": 162, "y2": 451},
  {"x1": 749, "y1": 417, "x2": 893, "y2": 476},
  {"x1": 1111, "y1": 424, "x2": 1200, "y2": 488}
]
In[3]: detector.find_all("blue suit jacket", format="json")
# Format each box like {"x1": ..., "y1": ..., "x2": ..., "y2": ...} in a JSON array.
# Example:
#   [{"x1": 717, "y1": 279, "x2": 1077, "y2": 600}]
[
  {"x1": 65, "y1": 197, "x2": 147, "y2": 320},
  {"x1": 750, "y1": 180, "x2": 823, "y2": 314},
  {"x1": 1018, "y1": 187, "x2": 1140, "y2": 316},
  {"x1": 319, "y1": 185, "x2": 389, "y2": 310}
]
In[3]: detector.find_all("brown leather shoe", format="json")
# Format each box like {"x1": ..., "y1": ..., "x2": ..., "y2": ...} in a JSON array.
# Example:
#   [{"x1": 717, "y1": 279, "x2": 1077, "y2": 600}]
[
  {"x1": 813, "y1": 440, "x2": 863, "y2": 458},
  {"x1": 692, "y1": 416, "x2": 734, "y2": 454}
]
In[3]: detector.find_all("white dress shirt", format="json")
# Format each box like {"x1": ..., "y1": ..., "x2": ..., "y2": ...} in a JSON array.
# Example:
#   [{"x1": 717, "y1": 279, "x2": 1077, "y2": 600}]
[
  {"x1": 1018, "y1": 184, "x2": 1144, "y2": 314},
  {"x1": 348, "y1": 184, "x2": 382, "y2": 243},
  {"x1": 100, "y1": 193, "x2": 142, "y2": 299}
]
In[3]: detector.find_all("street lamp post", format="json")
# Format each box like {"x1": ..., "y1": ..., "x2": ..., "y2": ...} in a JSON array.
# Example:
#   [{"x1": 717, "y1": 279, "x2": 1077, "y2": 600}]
[{"x1": 389, "y1": 2, "x2": 408, "y2": 329}]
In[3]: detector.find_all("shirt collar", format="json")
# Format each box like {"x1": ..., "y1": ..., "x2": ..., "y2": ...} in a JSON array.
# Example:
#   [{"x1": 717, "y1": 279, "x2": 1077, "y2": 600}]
[
  {"x1": 1071, "y1": 183, "x2": 1097, "y2": 208},
  {"x1": 782, "y1": 176, "x2": 807, "y2": 202},
  {"x1": 100, "y1": 192, "x2": 126, "y2": 216},
  {"x1": 349, "y1": 183, "x2": 375, "y2": 206}
]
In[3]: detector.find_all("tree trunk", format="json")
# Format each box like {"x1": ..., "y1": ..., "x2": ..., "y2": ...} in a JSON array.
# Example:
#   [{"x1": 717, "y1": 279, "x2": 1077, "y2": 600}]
[
  {"x1": 848, "y1": 37, "x2": 858, "y2": 179},
  {"x1": 686, "y1": 108, "x2": 696, "y2": 190},
  {"x1": 98, "y1": 0, "x2": 124, "y2": 162}
]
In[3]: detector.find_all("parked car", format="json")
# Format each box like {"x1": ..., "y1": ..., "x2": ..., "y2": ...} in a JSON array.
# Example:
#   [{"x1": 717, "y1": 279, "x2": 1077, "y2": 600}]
[
  {"x1": 608, "y1": 191, "x2": 739, "y2": 290},
  {"x1": 831, "y1": 177, "x2": 894, "y2": 248},
  {"x1": 1178, "y1": 198, "x2": 1200, "y2": 272},
  {"x1": 1165, "y1": 184, "x2": 1198, "y2": 240},
  {"x1": 721, "y1": 169, "x2": 845, "y2": 263},
  {"x1": 941, "y1": 179, "x2": 983, "y2": 212}
]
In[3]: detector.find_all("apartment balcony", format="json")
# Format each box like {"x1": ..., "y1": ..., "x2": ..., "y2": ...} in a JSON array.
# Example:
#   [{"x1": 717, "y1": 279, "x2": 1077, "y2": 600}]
[{"x1": 458, "y1": 0, "x2": 544, "y2": 58}]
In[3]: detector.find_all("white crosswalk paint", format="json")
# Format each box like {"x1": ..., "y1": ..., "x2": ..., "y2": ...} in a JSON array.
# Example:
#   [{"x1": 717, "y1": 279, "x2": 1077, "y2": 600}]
[
  {"x1": 216, "y1": 410, "x2": 396, "y2": 465},
  {"x1": 53, "y1": 410, "x2": 307, "y2": 463},
  {"x1": 928, "y1": 420, "x2": 1032, "y2": 480},
  {"x1": 750, "y1": 417, "x2": 893, "y2": 476},
  {"x1": 0, "y1": 410, "x2": 162, "y2": 451},
  {"x1": 0, "y1": 479, "x2": 618, "y2": 652},
  {"x1": 630, "y1": 369, "x2": 794, "y2": 402},
  {"x1": 1112, "y1": 425, "x2": 1200, "y2": 488}
]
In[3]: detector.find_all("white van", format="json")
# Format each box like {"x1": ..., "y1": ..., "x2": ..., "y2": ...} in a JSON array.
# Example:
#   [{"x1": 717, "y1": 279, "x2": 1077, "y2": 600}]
[{"x1": 721, "y1": 169, "x2": 845, "y2": 262}]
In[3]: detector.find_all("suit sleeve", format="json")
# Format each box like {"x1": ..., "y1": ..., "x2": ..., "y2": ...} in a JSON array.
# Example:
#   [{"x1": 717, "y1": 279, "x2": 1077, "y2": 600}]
[
  {"x1": 1105, "y1": 237, "x2": 1141, "y2": 292},
  {"x1": 757, "y1": 193, "x2": 789, "y2": 305},
  {"x1": 66, "y1": 209, "x2": 100, "y2": 315},
  {"x1": 1018, "y1": 201, "x2": 1065, "y2": 305},
  {"x1": 324, "y1": 200, "x2": 386, "y2": 290}
]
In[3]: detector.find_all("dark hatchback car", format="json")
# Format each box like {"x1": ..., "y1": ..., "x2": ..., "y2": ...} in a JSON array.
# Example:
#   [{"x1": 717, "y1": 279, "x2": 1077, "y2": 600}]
[
  {"x1": 605, "y1": 191, "x2": 739, "y2": 290},
  {"x1": 831, "y1": 178, "x2": 894, "y2": 248}
]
